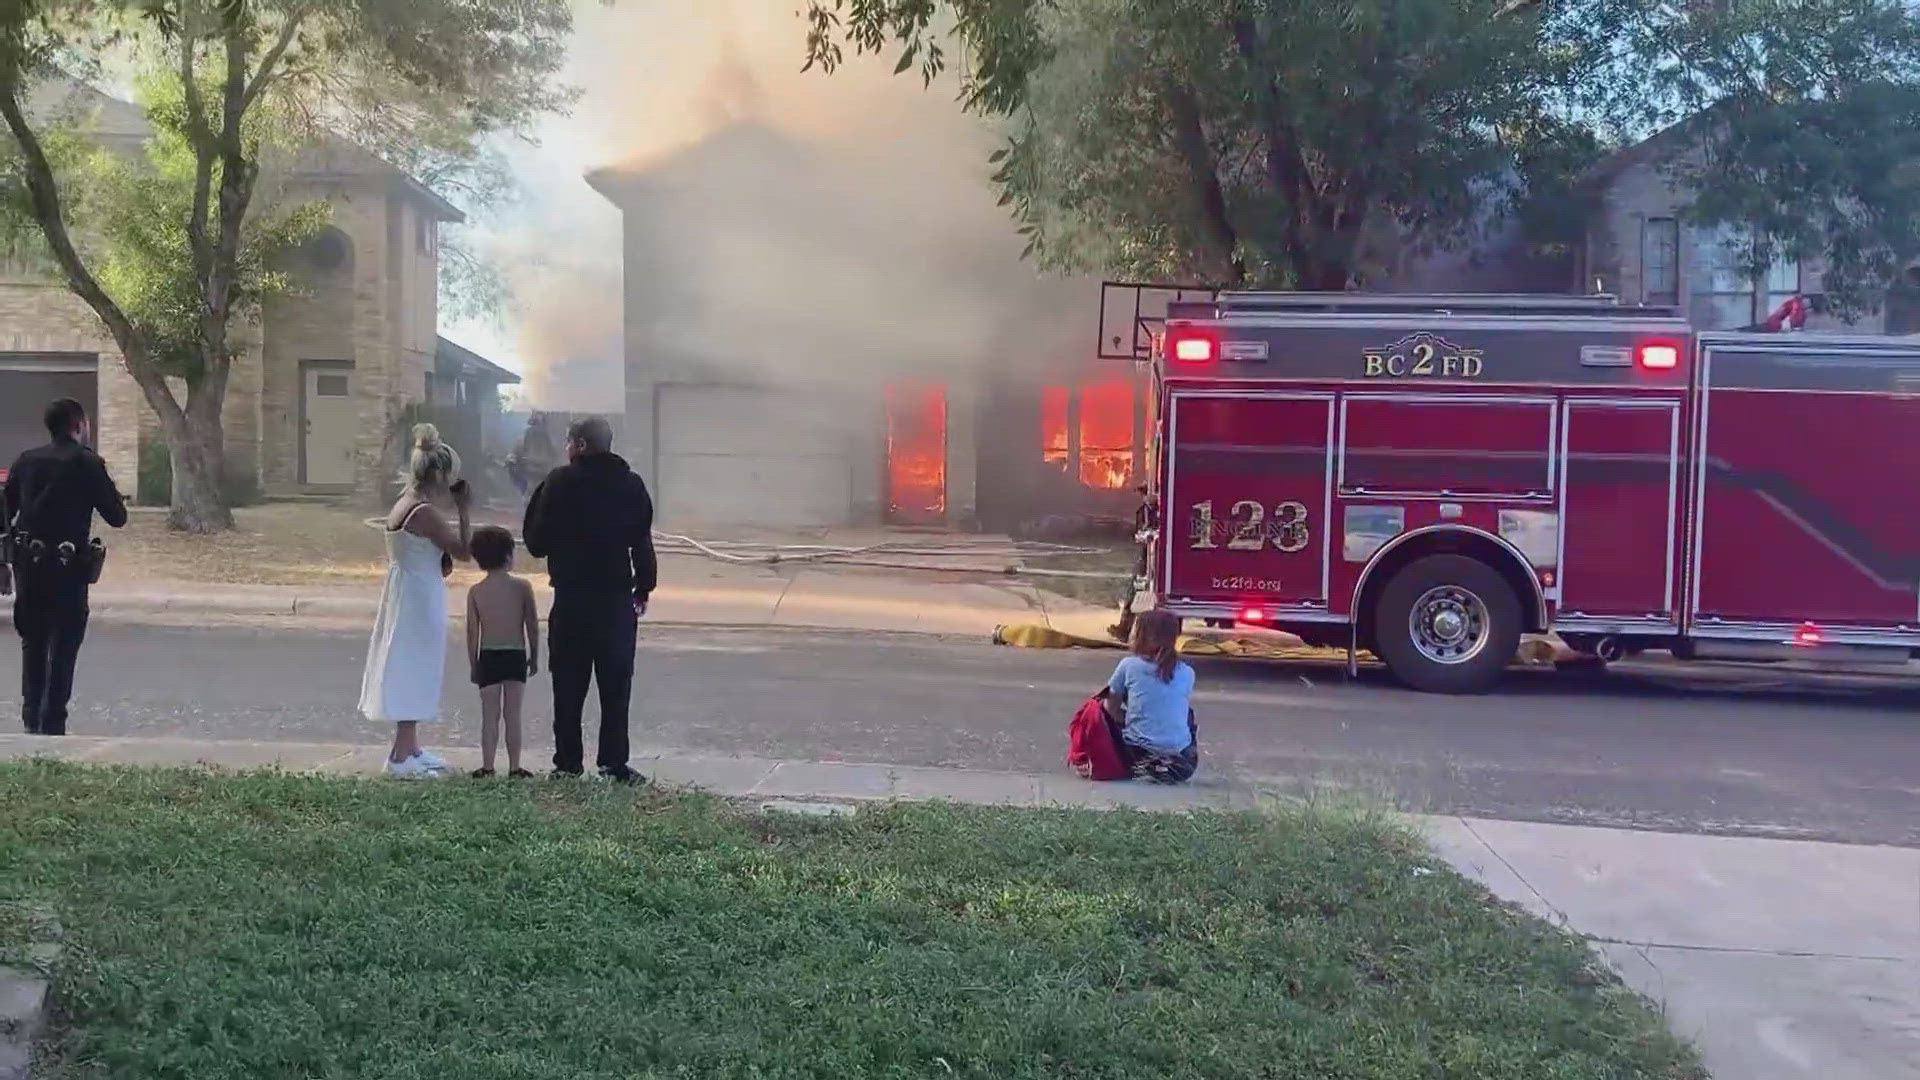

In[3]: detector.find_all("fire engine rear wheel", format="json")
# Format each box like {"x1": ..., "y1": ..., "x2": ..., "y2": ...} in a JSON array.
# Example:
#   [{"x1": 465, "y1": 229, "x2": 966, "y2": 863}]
[{"x1": 1373, "y1": 554, "x2": 1521, "y2": 694}]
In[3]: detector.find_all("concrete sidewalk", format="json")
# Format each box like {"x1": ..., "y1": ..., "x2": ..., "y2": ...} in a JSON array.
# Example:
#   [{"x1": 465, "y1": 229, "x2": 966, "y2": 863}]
[
  {"x1": 0, "y1": 553, "x2": 1119, "y2": 638},
  {"x1": 2, "y1": 732, "x2": 1913, "y2": 1079}
]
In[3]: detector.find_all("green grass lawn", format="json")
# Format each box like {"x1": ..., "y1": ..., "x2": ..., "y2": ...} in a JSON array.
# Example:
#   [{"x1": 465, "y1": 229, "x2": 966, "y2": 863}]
[{"x1": 0, "y1": 764, "x2": 1703, "y2": 1080}]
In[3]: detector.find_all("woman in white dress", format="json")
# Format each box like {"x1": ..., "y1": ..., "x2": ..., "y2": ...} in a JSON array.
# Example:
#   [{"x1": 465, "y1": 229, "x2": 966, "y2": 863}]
[{"x1": 360, "y1": 424, "x2": 472, "y2": 777}]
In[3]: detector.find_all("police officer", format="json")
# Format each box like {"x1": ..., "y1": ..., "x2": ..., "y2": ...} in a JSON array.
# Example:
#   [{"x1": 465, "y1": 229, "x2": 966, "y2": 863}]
[{"x1": 1, "y1": 398, "x2": 127, "y2": 735}]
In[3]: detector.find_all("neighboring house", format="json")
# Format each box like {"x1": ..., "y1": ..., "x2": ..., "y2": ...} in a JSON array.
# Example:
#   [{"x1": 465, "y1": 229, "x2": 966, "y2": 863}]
[
  {"x1": 1574, "y1": 114, "x2": 1888, "y2": 332},
  {"x1": 424, "y1": 336, "x2": 520, "y2": 483},
  {"x1": 588, "y1": 122, "x2": 1142, "y2": 534},
  {"x1": 0, "y1": 81, "x2": 497, "y2": 501}
]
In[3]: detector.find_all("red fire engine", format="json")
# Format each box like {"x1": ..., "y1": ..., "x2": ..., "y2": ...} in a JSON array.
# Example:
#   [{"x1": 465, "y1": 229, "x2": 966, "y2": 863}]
[{"x1": 1111, "y1": 287, "x2": 1920, "y2": 693}]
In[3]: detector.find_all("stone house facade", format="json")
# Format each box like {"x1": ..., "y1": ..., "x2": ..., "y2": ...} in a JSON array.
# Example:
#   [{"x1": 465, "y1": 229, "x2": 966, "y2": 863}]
[
  {"x1": 1575, "y1": 120, "x2": 1889, "y2": 333},
  {"x1": 0, "y1": 83, "x2": 464, "y2": 502}
]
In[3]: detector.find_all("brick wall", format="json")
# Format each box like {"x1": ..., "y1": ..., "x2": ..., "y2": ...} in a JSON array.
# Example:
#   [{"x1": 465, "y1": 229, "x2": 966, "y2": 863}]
[
  {"x1": 0, "y1": 281, "x2": 137, "y2": 485},
  {"x1": 1, "y1": 175, "x2": 439, "y2": 507}
]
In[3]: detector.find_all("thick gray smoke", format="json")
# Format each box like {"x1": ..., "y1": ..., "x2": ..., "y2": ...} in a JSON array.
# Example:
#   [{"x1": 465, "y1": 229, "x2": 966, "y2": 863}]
[{"x1": 490, "y1": 0, "x2": 1094, "y2": 412}]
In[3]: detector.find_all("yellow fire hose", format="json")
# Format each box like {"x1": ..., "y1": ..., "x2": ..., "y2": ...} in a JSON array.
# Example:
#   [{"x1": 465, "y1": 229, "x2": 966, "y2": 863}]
[{"x1": 991, "y1": 623, "x2": 1561, "y2": 666}]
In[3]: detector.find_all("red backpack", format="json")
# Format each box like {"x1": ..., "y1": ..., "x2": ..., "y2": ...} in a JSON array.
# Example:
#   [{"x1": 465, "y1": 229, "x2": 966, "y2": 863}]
[{"x1": 1067, "y1": 691, "x2": 1129, "y2": 781}]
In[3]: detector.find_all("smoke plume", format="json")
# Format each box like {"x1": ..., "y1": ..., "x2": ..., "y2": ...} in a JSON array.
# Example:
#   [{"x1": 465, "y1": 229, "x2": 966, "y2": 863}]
[{"x1": 479, "y1": 0, "x2": 1094, "y2": 412}]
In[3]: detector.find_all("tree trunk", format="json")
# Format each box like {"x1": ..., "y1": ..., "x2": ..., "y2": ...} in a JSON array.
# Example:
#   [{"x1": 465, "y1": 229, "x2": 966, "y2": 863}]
[{"x1": 165, "y1": 385, "x2": 234, "y2": 533}]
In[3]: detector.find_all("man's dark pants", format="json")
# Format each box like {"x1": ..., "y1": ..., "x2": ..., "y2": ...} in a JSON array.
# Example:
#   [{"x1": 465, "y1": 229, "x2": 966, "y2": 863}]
[
  {"x1": 13, "y1": 567, "x2": 89, "y2": 736},
  {"x1": 548, "y1": 589, "x2": 637, "y2": 773}
]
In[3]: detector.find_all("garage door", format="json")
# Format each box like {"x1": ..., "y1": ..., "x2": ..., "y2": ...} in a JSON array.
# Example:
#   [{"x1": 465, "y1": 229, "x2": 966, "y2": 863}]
[
  {"x1": 656, "y1": 385, "x2": 854, "y2": 528},
  {"x1": 0, "y1": 355, "x2": 97, "y2": 475}
]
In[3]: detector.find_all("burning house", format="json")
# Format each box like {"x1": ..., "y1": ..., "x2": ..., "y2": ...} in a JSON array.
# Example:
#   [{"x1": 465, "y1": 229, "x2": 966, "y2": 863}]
[{"x1": 586, "y1": 120, "x2": 1147, "y2": 535}]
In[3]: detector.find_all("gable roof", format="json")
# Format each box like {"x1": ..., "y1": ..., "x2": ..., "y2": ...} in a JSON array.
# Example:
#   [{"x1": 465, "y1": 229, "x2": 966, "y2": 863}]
[
  {"x1": 436, "y1": 337, "x2": 520, "y2": 385},
  {"x1": 1579, "y1": 101, "x2": 1739, "y2": 189},
  {"x1": 29, "y1": 78, "x2": 464, "y2": 222},
  {"x1": 585, "y1": 122, "x2": 830, "y2": 206}
]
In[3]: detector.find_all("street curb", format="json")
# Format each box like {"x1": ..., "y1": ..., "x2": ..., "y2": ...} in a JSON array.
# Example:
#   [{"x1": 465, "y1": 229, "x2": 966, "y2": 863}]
[{"x1": 0, "y1": 595, "x2": 1084, "y2": 642}]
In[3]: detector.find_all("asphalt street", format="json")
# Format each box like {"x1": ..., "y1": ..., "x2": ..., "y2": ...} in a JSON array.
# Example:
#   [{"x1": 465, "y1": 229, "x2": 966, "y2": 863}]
[{"x1": 4, "y1": 620, "x2": 1917, "y2": 846}]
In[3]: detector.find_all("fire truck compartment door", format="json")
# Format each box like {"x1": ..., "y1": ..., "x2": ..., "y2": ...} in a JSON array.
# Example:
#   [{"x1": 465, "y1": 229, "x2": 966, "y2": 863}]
[
  {"x1": 1164, "y1": 392, "x2": 1333, "y2": 610},
  {"x1": 1692, "y1": 339, "x2": 1920, "y2": 630},
  {"x1": 1557, "y1": 400, "x2": 1681, "y2": 622}
]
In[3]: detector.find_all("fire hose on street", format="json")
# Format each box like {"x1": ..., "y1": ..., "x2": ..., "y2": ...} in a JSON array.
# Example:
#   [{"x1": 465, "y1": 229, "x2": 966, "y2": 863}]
[{"x1": 649, "y1": 530, "x2": 1129, "y2": 579}]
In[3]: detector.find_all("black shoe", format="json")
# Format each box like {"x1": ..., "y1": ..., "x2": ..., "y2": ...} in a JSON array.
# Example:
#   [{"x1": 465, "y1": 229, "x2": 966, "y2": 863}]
[
  {"x1": 508, "y1": 768, "x2": 535, "y2": 780},
  {"x1": 470, "y1": 767, "x2": 496, "y2": 779},
  {"x1": 598, "y1": 765, "x2": 647, "y2": 786},
  {"x1": 550, "y1": 767, "x2": 584, "y2": 780}
]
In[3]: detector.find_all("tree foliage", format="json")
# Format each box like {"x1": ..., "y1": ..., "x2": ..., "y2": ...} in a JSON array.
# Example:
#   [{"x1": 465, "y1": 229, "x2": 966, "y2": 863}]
[
  {"x1": 804, "y1": 0, "x2": 1920, "y2": 314},
  {"x1": 79, "y1": 73, "x2": 329, "y2": 382},
  {"x1": 0, "y1": 0, "x2": 575, "y2": 530}
]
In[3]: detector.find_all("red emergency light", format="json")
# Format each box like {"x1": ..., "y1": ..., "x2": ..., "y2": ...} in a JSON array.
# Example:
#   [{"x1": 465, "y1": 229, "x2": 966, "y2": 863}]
[
  {"x1": 1165, "y1": 322, "x2": 1218, "y2": 366},
  {"x1": 1238, "y1": 605, "x2": 1267, "y2": 625},
  {"x1": 1790, "y1": 622, "x2": 1822, "y2": 648},
  {"x1": 1636, "y1": 339, "x2": 1681, "y2": 371}
]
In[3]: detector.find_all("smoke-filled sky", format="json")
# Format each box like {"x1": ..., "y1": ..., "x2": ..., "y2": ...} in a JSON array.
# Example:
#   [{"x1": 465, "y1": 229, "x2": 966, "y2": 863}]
[{"x1": 444, "y1": 0, "x2": 1090, "y2": 412}]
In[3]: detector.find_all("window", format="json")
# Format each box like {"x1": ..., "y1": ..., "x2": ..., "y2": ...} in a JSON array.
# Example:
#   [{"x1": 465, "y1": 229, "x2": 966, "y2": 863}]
[
  {"x1": 1687, "y1": 224, "x2": 1802, "y2": 329},
  {"x1": 1690, "y1": 223, "x2": 1755, "y2": 329},
  {"x1": 1078, "y1": 379, "x2": 1134, "y2": 489},
  {"x1": 0, "y1": 232, "x2": 56, "y2": 281},
  {"x1": 424, "y1": 373, "x2": 435, "y2": 405},
  {"x1": 1764, "y1": 256, "x2": 1802, "y2": 319},
  {"x1": 1040, "y1": 385, "x2": 1070, "y2": 468},
  {"x1": 1037, "y1": 379, "x2": 1137, "y2": 490},
  {"x1": 315, "y1": 374, "x2": 350, "y2": 397},
  {"x1": 1641, "y1": 218, "x2": 1678, "y2": 305}
]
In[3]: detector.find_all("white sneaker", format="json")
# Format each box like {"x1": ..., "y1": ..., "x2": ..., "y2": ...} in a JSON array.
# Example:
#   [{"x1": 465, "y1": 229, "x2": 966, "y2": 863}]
[
  {"x1": 384, "y1": 752, "x2": 446, "y2": 779},
  {"x1": 416, "y1": 749, "x2": 449, "y2": 771}
]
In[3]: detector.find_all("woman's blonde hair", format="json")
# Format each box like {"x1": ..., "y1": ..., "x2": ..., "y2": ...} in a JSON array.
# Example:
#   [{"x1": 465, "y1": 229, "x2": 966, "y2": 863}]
[{"x1": 404, "y1": 422, "x2": 460, "y2": 492}]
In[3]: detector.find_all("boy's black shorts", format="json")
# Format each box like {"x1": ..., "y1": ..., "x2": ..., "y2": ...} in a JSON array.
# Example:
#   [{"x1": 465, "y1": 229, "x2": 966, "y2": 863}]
[{"x1": 472, "y1": 649, "x2": 529, "y2": 688}]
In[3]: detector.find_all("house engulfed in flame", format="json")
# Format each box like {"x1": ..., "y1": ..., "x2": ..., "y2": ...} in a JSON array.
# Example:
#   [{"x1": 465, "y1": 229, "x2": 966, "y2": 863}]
[{"x1": 589, "y1": 121, "x2": 1147, "y2": 536}]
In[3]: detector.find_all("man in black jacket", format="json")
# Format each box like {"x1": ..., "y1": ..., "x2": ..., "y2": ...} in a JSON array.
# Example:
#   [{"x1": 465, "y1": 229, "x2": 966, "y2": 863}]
[
  {"x1": 1, "y1": 398, "x2": 128, "y2": 735},
  {"x1": 522, "y1": 416, "x2": 656, "y2": 782}
]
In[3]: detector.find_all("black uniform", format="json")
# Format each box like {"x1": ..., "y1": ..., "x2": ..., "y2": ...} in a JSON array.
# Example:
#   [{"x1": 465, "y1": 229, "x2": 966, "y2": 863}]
[
  {"x1": 2, "y1": 438, "x2": 127, "y2": 735},
  {"x1": 521, "y1": 451, "x2": 656, "y2": 775}
]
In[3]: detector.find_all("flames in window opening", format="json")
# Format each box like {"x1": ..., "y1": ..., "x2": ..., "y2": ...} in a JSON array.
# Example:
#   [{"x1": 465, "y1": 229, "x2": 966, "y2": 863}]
[
  {"x1": 1039, "y1": 379, "x2": 1136, "y2": 490},
  {"x1": 885, "y1": 383, "x2": 947, "y2": 521},
  {"x1": 1041, "y1": 385, "x2": 1070, "y2": 468},
  {"x1": 1078, "y1": 378, "x2": 1134, "y2": 489}
]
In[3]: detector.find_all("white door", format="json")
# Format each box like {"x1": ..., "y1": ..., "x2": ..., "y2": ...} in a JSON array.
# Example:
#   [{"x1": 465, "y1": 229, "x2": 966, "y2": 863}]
[
  {"x1": 303, "y1": 365, "x2": 356, "y2": 486},
  {"x1": 656, "y1": 385, "x2": 852, "y2": 528}
]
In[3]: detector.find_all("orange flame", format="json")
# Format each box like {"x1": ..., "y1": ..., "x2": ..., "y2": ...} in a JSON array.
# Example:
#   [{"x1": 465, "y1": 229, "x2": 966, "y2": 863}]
[
  {"x1": 886, "y1": 383, "x2": 947, "y2": 520},
  {"x1": 1041, "y1": 384, "x2": 1070, "y2": 467},
  {"x1": 1078, "y1": 378, "x2": 1134, "y2": 489}
]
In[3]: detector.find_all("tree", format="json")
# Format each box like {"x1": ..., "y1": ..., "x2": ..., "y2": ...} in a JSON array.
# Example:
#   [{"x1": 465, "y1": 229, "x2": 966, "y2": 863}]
[
  {"x1": 1631, "y1": 0, "x2": 1920, "y2": 319},
  {"x1": 805, "y1": 0, "x2": 1635, "y2": 291},
  {"x1": 803, "y1": 0, "x2": 1920, "y2": 314},
  {"x1": 0, "y1": 0, "x2": 575, "y2": 531}
]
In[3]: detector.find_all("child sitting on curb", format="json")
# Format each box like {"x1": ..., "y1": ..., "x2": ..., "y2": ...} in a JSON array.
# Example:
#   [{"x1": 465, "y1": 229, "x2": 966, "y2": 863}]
[{"x1": 1102, "y1": 609, "x2": 1200, "y2": 784}]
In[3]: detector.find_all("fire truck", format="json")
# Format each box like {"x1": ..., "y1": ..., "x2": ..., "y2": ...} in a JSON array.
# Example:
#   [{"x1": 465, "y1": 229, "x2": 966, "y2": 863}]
[{"x1": 1112, "y1": 287, "x2": 1920, "y2": 693}]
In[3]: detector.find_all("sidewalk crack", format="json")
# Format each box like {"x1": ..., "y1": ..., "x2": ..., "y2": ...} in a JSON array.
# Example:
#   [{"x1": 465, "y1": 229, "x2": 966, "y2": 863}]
[
  {"x1": 1460, "y1": 816, "x2": 1571, "y2": 928},
  {"x1": 742, "y1": 760, "x2": 783, "y2": 796},
  {"x1": 1588, "y1": 937, "x2": 1910, "y2": 964},
  {"x1": 768, "y1": 575, "x2": 797, "y2": 624}
]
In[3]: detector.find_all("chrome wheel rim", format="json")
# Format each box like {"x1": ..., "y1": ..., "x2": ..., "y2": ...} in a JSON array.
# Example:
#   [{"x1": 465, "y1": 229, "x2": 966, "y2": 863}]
[{"x1": 1409, "y1": 585, "x2": 1490, "y2": 665}]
